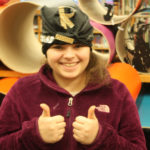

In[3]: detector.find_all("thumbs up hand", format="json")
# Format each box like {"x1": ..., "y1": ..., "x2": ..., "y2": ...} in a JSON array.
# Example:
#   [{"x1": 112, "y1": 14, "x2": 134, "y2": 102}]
[
  {"x1": 72, "y1": 105, "x2": 99, "y2": 145},
  {"x1": 38, "y1": 103, "x2": 66, "y2": 144}
]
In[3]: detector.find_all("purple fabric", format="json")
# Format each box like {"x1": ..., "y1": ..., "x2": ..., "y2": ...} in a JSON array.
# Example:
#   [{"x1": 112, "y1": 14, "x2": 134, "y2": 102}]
[{"x1": 0, "y1": 65, "x2": 146, "y2": 150}]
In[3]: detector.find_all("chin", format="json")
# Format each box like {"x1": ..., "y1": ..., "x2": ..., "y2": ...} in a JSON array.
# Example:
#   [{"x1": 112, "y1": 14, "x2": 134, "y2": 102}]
[{"x1": 61, "y1": 72, "x2": 81, "y2": 79}]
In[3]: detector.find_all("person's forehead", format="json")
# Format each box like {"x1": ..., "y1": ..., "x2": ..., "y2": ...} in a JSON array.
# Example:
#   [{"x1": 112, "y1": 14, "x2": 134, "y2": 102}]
[{"x1": 50, "y1": 43, "x2": 87, "y2": 47}]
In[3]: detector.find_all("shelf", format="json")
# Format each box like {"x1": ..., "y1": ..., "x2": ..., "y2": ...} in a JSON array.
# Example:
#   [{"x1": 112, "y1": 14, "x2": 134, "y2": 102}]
[
  {"x1": 93, "y1": 29, "x2": 102, "y2": 34},
  {"x1": 36, "y1": 9, "x2": 41, "y2": 15},
  {"x1": 0, "y1": 69, "x2": 30, "y2": 78},
  {"x1": 34, "y1": 29, "x2": 39, "y2": 32},
  {"x1": 133, "y1": 14, "x2": 150, "y2": 18},
  {"x1": 93, "y1": 46, "x2": 109, "y2": 50},
  {"x1": 139, "y1": 74, "x2": 150, "y2": 83}
]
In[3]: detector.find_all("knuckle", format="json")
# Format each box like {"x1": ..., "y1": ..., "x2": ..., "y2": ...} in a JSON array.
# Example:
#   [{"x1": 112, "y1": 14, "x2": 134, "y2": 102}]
[
  {"x1": 72, "y1": 122, "x2": 76, "y2": 127},
  {"x1": 58, "y1": 115, "x2": 64, "y2": 120},
  {"x1": 63, "y1": 122, "x2": 66, "y2": 127},
  {"x1": 76, "y1": 116, "x2": 82, "y2": 121}
]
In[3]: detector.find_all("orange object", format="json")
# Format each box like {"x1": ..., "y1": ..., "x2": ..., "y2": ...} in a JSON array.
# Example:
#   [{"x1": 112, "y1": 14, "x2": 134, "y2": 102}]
[
  {"x1": 0, "y1": 69, "x2": 31, "y2": 77},
  {"x1": 107, "y1": 62, "x2": 141, "y2": 101},
  {"x1": 0, "y1": 0, "x2": 10, "y2": 5},
  {"x1": 0, "y1": 0, "x2": 19, "y2": 12},
  {"x1": 0, "y1": 77, "x2": 19, "y2": 94}
]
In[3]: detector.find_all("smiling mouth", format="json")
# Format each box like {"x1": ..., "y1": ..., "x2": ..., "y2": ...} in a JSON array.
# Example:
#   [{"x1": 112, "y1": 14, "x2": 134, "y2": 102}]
[
  {"x1": 63, "y1": 63, "x2": 78, "y2": 67},
  {"x1": 60, "y1": 62, "x2": 79, "y2": 67}
]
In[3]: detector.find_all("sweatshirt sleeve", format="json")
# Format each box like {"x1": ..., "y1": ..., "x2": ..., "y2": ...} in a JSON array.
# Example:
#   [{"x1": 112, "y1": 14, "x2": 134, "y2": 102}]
[
  {"x1": 82, "y1": 85, "x2": 147, "y2": 150},
  {"x1": 0, "y1": 83, "x2": 50, "y2": 150}
]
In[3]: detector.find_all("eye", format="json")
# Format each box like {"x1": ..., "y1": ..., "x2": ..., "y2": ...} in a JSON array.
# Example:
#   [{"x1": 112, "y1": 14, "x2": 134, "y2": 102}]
[{"x1": 51, "y1": 45, "x2": 63, "y2": 50}]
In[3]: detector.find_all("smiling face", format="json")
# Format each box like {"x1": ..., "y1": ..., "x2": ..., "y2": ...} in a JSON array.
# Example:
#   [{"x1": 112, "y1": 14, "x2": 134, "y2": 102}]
[{"x1": 46, "y1": 44, "x2": 90, "y2": 81}]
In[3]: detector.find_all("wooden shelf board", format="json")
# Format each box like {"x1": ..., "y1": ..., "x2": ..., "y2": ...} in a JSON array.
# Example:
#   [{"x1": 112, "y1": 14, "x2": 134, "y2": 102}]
[
  {"x1": 93, "y1": 47, "x2": 109, "y2": 50},
  {"x1": 93, "y1": 30, "x2": 102, "y2": 34},
  {"x1": 0, "y1": 70, "x2": 30, "y2": 78},
  {"x1": 139, "y1": 74, "x2": 150, "y2": 83}
]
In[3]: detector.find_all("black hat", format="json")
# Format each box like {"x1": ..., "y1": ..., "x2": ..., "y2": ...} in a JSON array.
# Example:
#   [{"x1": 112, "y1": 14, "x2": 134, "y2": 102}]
[{"x1": 40, "y1": 5, "x2": 94, "y2": 54}]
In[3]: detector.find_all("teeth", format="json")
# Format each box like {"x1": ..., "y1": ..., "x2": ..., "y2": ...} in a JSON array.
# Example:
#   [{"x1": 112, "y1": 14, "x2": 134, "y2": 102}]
[{"x1": 64, "y1": 63, "x2": 76, "y2": 67}]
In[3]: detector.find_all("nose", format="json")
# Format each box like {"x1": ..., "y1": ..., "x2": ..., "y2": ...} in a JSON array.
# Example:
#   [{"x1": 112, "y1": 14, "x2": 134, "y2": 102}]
[{"x1": 63, "y1": 47, "x2": 75, "y2": 59}]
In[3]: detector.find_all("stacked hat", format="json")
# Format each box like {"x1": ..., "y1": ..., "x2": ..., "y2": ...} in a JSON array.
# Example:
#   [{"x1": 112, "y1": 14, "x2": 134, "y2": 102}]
[{"x1": 40, "y1": 4, "x2": 94, "y2": 54}]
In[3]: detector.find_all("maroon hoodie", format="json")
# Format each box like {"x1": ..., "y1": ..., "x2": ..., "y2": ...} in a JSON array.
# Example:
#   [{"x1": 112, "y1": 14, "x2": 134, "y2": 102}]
[{"x1": 0, "y1": 65, "x2": 146, "y2": 150}]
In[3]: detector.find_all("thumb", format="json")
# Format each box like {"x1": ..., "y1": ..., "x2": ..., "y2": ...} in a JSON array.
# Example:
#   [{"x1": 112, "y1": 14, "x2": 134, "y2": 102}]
[
  {"x1": 40, "y1": 103, "x2": 50, "y2": 117},
  {"x1": 88, "y1": 105, "x2": 96, "y2": 119}
]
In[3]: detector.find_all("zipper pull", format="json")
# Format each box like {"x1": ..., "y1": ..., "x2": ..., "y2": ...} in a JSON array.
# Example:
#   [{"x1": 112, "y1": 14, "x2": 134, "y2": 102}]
[
  {"x1": 68, "y1": 97, "x2": 73, "y2": 106},
  {"x1": 66, "y1": 97, "x2": 73, "y2": 118},
  {"x1": 66, "y1": 110, "x2": 71, "y2": 118}
]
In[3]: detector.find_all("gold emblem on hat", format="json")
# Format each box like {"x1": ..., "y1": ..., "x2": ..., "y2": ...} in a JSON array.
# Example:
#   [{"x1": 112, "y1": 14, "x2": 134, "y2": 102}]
[
  {"x1": 59, "y1": 6, "x2": 75, "y2": 29},
  {"x1": 55, "y1": 34, "x2": 74, "y2": 44}
]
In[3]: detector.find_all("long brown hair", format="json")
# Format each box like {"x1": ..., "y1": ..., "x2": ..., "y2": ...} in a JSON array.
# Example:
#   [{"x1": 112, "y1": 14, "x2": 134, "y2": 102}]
[{"x1": 85, "y1": 51, "x2": 110, "y2": 85}]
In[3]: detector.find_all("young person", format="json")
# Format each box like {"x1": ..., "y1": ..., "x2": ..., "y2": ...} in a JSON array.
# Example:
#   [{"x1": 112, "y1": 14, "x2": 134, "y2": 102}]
[{"x1": 0, "y1": 3, "x2": 146, "y2": 150}]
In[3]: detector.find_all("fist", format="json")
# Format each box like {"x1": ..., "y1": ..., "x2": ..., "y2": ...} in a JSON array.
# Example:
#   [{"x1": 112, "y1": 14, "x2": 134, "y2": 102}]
[
  {"x1": 38, "y1": 103, "x2": 66, "y2": 143},
  {"x1": 72, "y1": 106, "x2": 99, "y2": 145}
]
